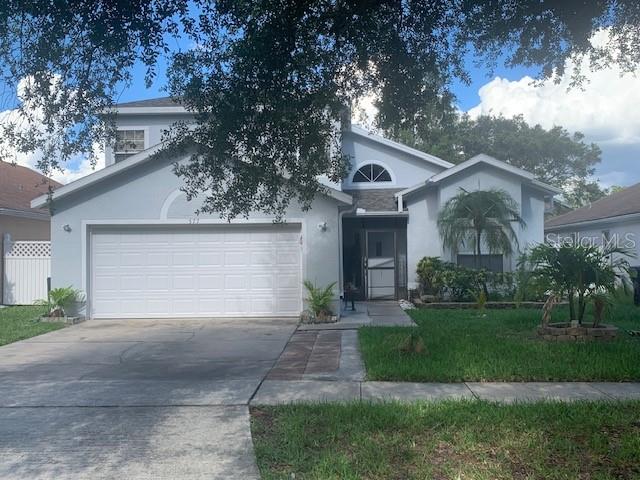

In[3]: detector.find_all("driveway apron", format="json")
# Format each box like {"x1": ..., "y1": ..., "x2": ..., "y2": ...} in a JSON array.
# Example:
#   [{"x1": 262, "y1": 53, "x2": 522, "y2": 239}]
[{"x1": 0, "y1": 318, "x2": 297, "y2": 480}]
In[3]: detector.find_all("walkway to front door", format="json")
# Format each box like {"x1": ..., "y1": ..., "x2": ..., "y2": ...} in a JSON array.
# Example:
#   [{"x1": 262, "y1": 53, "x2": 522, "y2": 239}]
[{"x1": 266, "y1": 302, "x2": 416, "y2": 382}]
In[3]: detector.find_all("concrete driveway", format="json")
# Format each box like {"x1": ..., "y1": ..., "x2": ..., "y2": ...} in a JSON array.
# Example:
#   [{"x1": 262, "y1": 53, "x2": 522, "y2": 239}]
[{"x1": 0, "y1": 318, "x2": 297, "y2": 479}]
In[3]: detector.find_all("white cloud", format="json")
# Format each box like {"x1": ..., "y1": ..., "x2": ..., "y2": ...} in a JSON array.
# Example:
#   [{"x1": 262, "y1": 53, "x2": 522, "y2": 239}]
[
  {"x1": 597, "y1": 170, "x2": 629, "y2": 189},
  {"x1": 467, "y1": 29, "x2": 640, "y2": 186},
  {"x1": 0, "y1": 76, "x2": 104, "y2": 185},
  {"x1": 468, "y1": 31, "x2": 640, "y2": 147}
]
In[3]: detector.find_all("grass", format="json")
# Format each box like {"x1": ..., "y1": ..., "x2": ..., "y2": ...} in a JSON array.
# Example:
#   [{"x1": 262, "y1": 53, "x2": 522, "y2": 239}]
[
  {"x1": 359, "y1": 303, "x2": 640, "y2": 382},
  {"x1": 251, "y1": 401, "x2": 640, "y2": 480},
  {"x1": 0, "y1": 305, "x2": 63, "y2": 346}
]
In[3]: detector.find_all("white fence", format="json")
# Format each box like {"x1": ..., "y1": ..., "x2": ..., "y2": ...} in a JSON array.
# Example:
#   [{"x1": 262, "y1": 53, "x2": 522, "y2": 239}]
[{"x1": 2, "y1": 237, "x2": 51, "y2": 305}]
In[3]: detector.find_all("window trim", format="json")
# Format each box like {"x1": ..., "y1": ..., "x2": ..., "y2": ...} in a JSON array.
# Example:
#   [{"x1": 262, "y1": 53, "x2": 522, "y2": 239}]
[
  {"x1": 348, "y1": 161, "x2": 396, "y2": 189},
  {"x1": 114, "y1": 126, "x2": 149, "y2": 154}
]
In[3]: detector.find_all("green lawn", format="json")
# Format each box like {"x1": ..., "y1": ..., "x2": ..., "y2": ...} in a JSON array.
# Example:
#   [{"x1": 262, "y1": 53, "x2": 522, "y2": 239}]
[
  {"x1": 251, "y1": 401, "x2": 640, "y2": 480},
  {"x1": 0, "y1": 305, "x2": 63, "y2": 346},
  {"x1": 359, "y1": 303, "x2": 640, "y2": 382}
]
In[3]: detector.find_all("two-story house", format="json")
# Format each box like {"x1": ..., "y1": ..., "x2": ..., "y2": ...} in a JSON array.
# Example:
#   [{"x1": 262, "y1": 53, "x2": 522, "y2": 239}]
[{"x1": 31, "y1": 97, "x2": 558, "y2": 319}]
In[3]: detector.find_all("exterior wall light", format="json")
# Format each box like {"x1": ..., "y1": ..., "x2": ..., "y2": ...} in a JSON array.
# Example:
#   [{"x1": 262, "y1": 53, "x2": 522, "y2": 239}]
[
  {"x1": 317, "y1": 221, "x2": 327, "y2": 232},
  {"x1": 63, "y1": 224, "x2": 72, "y2": 232}
]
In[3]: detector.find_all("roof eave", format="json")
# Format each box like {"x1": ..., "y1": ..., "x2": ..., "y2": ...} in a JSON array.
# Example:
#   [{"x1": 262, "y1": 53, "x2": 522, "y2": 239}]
[
  {"x1": 31, "y1": 142, "x2": 166, "y2": 209},
  {"x1": 103, "y1": 106, "x2": 191, "y2": 115},
  {"x1": 528, "y1": 179, "x2": 562, "y2": 195},
  {"x1": 31, "y1": 142, "x2": 353, "y2": 209},
  {"x1": 346, "y1": 125, "x2": 454, "y2": 169},
  {"x1": 545, "y1": 211, "x2": 640, "y2": 231},
  {"x1": 0, "y1": 207, "x2": 50, "y2": 221},
  {"x1": 326, "y1": 188, "x2": 352, "y2": 205}
]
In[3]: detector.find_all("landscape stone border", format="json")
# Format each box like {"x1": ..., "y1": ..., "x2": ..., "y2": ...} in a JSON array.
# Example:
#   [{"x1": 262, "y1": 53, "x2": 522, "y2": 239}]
[
  {"x1": 537, "y1": 322, "x2": 618, "y2": 341},
  {"x1": 40, "y1": 316, "x2": 85, "y2": 325}
]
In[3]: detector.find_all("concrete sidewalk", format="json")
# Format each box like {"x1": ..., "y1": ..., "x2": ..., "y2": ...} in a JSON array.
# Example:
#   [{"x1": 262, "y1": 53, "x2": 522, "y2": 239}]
[
  {"x1": 298, "y1": 301, "x2": 416, "y2": 330},
  {"x1": 251, "y1": 380, "x2": 640, "y2": 405}
]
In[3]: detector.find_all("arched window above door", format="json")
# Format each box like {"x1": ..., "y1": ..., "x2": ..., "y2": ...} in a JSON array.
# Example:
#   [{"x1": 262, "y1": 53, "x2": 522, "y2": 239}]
[{"x1": 352, "y1": 163, "x2": 392, "y2": 183}]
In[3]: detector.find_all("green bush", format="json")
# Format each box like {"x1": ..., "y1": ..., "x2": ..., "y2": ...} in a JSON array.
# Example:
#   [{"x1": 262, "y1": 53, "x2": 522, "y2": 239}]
[
  {"x1": 528, "y1": 243, "x2": 633, "y2": 324},
  {"x1": 416, "y1": 257, "x2": 447, "y2": 296},
  {"x1": 303, "y1": 280, "x2": 336, "y2": 317},
  {"x1": 36, "y1": 286, "x2": 85, "y2": 317},
  {"x1": 416, "y1": 257, "x2": 519, "y2": 302}
]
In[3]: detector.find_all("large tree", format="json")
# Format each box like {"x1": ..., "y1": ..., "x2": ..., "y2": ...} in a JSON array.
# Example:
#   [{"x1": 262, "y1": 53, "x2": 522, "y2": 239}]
[
  {"x1": 1, "y1": 1, "x2": 640, "y2": 217},
  {"x1": 400, "y1": 114, "x2": 608, "y2": 206}
]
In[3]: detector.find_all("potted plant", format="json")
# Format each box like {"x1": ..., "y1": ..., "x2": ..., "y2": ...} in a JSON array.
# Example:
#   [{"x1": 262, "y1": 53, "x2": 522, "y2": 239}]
[
  {"x1": 37, "y1": 287, "x2": 85, "y2": 325},
  {"x1": 302, "y1": 280, "x2": 337, "y2": 323}
]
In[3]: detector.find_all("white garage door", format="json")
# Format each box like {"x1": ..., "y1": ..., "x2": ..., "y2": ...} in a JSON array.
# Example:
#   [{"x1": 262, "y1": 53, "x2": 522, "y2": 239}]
[{"x1": 90, "y1": 225, "x2": 302, "y2": 318}]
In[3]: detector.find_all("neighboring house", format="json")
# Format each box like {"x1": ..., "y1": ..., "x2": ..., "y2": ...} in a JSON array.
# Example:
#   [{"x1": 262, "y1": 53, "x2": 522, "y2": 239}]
[
  {"x1": 545, "y1": 183, "x2": 640, "y2": 268},
  {"x1": 1, "y1": 161, "x2": 61, "y2": 302},
  {"x1": 31, "y1": 97, "x2": 558, "y2": 319}
]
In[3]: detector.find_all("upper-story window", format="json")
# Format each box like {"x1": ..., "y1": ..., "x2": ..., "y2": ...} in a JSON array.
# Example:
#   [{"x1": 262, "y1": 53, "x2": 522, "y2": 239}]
[
  {"x1": 115, "y1": 129, "x2": 145, "y2": 163},
  {"x1": 352, "y1": 163, "x2": 392, "y2": 183}
]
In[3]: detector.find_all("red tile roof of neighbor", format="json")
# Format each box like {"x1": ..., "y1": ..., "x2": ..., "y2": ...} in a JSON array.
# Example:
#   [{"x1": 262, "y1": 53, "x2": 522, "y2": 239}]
[
  {"x1": 545, "y1": 183, "x2": 640, "y2": 228},
  {"x1": 0, "y1": 161, "x2": 62, "y2": 216}
]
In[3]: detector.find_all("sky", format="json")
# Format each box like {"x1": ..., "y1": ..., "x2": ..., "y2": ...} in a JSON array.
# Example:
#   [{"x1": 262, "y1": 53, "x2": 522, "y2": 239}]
[{"x1": 2, "y1": 30, "x2": 639, "y2": 188}]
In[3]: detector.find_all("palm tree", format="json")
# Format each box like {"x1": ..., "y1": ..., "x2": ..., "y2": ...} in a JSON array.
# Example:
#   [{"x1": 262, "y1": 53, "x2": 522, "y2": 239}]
[
  {"x1": 437, "y1": 188, "x2": 525, "y2": 270},
  {"x1": 528, "y1": 243, "x2": 633, "y2": 324}
]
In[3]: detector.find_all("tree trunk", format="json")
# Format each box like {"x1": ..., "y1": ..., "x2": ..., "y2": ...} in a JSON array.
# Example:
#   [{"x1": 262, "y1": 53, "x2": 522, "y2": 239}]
[
  {"x1": 578, "y1": 292, "x2": 587, "y2": 324},
  {"x1": 568, "y1": 288, "x2": 575, "y2": 321},
  {"x1": 475, "y1": 229, "x2": 482, "y2": 270},
  {"x1": 476, "y1": 229, "x2": 489, "y2": 297}
]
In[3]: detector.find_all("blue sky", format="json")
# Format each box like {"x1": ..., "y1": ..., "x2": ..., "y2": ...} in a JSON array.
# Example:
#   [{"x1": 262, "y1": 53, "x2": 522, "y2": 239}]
[
  {"x1": 3, "y1": 41, "x2": 638, "y2": 187},
  {"x1": 117, "y1": 53, "x2": 539, "y2": 113},
  {"x1": 119, "y1": 54, "x2": 640, "y2": 189}
]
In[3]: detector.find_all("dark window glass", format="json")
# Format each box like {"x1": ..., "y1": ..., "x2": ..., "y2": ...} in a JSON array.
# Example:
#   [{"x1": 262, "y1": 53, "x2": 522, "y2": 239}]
[
  {"x1": 353, "y1": 164, "x2": 391, "y2": 183},
  {"x1": 353, "y1": 170, "x2": 369, "y2": 182},
  {"x1": 456, "y1": 254, "x2": 503, "y2": 273}
]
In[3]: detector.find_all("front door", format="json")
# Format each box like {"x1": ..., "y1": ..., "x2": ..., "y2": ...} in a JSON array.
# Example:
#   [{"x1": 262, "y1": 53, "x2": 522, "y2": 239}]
[{"x1": 366, "y1": 231, "x2": 396, "y2": 299}]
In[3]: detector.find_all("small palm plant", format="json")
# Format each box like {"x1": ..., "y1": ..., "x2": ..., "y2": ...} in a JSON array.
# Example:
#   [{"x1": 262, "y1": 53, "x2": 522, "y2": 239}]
[
  {"x1": 303, "y1": 280, "x2": 336, "y2": 320},
  {"x1": 528, "y1": 243, "x2": 633, "y2": 325},
  {"x1": 437, "y1": 188, "x2": 525, "y2": 269},
  {"x1": 37, "y1": 287, "x2": 84, "y2": 317}
]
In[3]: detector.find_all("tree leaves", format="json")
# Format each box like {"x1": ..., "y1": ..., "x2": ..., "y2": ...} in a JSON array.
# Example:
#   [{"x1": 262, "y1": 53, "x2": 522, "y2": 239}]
[
  {"x1": 402, "y1": 114, "x2": 607, "y2": 206},
  {"x1": 1, "y1": 1, "x2": 639, "y2": 216}
]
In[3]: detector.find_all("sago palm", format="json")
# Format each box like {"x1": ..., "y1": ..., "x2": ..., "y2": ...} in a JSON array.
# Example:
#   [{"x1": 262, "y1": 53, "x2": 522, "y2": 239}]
[{"x1": 437, "y1": 188, "x2": 525, "y2": 269}]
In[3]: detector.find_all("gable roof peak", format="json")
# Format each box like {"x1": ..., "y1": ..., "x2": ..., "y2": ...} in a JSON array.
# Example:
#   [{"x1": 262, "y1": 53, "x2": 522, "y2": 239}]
[{"x1": 346, "y1": 125, "x2": 454, "y2": 169}]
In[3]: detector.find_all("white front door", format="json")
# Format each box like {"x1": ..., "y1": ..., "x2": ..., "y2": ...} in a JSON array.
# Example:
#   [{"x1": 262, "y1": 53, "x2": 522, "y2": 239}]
[{"x1": 90, "y1": 225, "x2": 302, "y2": 318}]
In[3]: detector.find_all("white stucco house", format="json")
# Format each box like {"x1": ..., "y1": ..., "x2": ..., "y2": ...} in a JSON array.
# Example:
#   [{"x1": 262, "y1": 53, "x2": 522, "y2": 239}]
[
  {"x1": 545, "y1": 183, "x2": 640, "y2": 269},
  {"x1": 31, "y1": 97, "x2": 559, "y2": 319}
]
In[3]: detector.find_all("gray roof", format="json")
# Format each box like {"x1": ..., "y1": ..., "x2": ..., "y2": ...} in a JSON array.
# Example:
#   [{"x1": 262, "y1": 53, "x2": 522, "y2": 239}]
[
  {"x1": 343, "y1": 189, "x2": 402, "y2": 212},
  {"x1": 116, "y1": 97, "x2": 182, "y2": 107},
  {"x1": 546, "y1": 183, "x2": 640, "y2": 228}
]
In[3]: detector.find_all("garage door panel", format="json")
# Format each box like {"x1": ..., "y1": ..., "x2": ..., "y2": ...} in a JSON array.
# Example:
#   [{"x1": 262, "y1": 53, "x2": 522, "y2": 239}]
[
  {"x1": 198, "y1": 252, "x2": 223, "y2": 266},
  {"x1": 91, "y1": 225, "x2": 302, "y2": 318}
]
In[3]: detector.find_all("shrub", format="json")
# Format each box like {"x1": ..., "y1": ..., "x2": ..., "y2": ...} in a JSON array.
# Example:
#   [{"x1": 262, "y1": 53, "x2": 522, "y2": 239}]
[
  {"x1": 416, "y1": 257, "x2": 447, "y2": 296},
  {"x1": 36, "y1": 287, "x2": 84, "y2": 317},
  {"x1": 303, "y1": 280, "x2": 336, "y2": 317},
  {"x1": 514, "y1": 252, "x2": 548, "y2": 302},
  {"x1": 528, "y1": 243, "x2": 633, "y2": 325},
  {"x1": 416, "y1": 257, "x2": 516, "y2": 302}
]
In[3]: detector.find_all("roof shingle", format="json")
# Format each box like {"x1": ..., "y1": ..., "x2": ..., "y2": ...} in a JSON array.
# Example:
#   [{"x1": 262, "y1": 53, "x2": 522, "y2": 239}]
[
  {"x1": 546, "y1": 183, "x2": 640, "y2": 228},
  {"x1": 0, "y1": 161, "x2": 61, "y2": 216}
]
